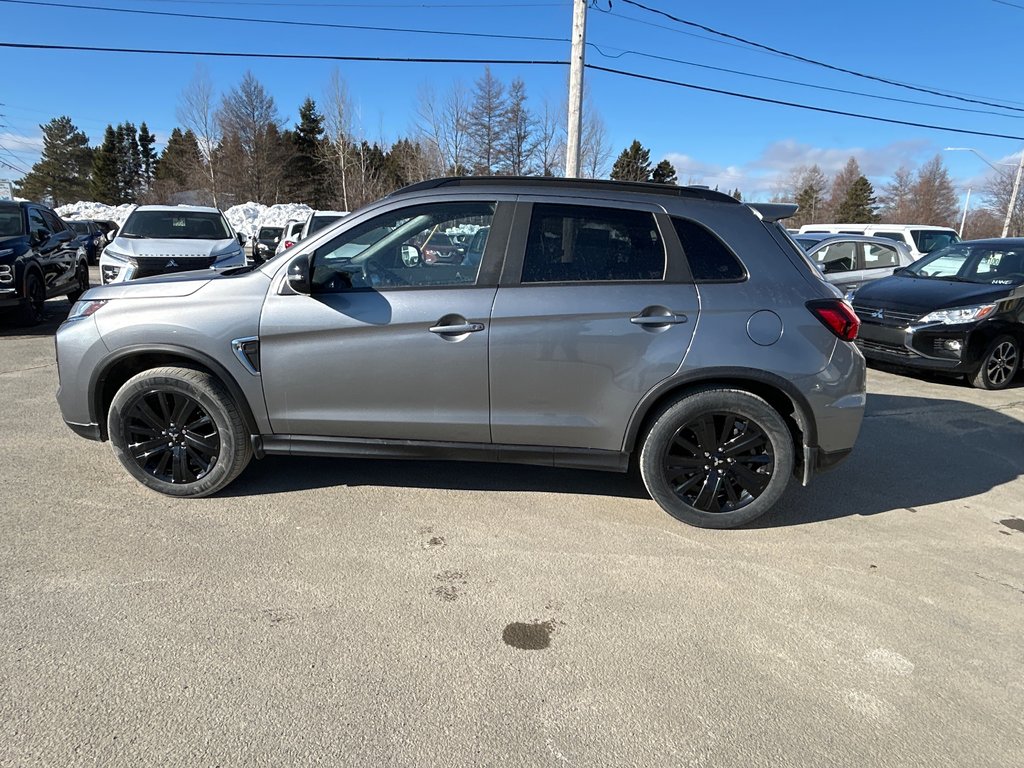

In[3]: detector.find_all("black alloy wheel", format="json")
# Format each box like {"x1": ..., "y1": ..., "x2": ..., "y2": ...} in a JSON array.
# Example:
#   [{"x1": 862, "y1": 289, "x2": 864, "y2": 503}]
[
  {"x1": 66, "y1": 263, "x2": 90, "y2": 303},
  {"x1": 662, "y1": 411, "x2": 774, "y2": 514},
  {"x1": 19, "y1": 272, "x2": 46, "y2": 325},
  {"x1": 124, "y1": 389, "x2": 221, "y2": 484}
]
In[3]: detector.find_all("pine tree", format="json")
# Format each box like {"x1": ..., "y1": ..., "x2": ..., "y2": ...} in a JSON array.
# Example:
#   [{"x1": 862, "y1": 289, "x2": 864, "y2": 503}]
[
  {"x1": 651, "y1": 159, "x2": 677, "y2": 185},
  {"x1": 138, "y1": 122, "x2": 158, "y2": 189},
  {"x1": 829, "y1": 157, "x2": 864, "y2": 220},
  {"x1": 115, "y1": 122, "x2": 142, "y2": 203},
  {"x1": 731, "y1": 188, "x2": 742, "y2": 201},
  {"x1": 287, "y1": 97, "x2": 329, "y2": 206},
  {"x1": 834, "y1": 176, "x2": 878, "y2": 223},
  {"x1": 610, "y1": 140, "x2": 652, "y2": 182},
  {"x1": 15, "y1": 116, "x2": 93, "y2": 205},
  {"x1": 155, "y1": 128, "x2": 203, "y2": 188},
  {"x1": 90, "y1": 125, "x2": 120, "y2": 204},
  {"x1": 467, "y1": 66, "x2": 507, "y2": 174}
]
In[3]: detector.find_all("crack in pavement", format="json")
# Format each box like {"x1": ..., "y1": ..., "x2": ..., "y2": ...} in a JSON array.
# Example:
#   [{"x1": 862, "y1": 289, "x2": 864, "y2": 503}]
[{"x1": 0, "y1": 363, "x2": 57, "y2": 376}]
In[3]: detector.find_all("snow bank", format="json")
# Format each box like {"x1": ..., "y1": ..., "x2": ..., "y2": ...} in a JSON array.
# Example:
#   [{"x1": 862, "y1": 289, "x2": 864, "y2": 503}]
[{"x1": 55, "y1": 200, "x2": 314, "y2": 238}]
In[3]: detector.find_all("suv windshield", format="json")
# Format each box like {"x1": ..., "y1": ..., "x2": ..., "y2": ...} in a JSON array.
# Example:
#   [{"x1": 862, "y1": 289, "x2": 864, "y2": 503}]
[
  {"x1": 67, "y1": 221, "x2": 90, "y2": 234},
  {"x1": 911, "y1": 229, "x2": 960, "y2": 253},
  {"x1": 309, "y1": 215, "x2": 344, "y2": 235},
  {"x1": 258, "y1": 227, "x2": 283, "y2": 239},
  {"x1": 120, "y1": 210, "x2": 231, "y2": 240},
  {"x1": 0, "y1": 206, "x2": 25, "y2": 236},
  {"x1": 906, "y1": 242, "x2": 1024, "y2": 284}
]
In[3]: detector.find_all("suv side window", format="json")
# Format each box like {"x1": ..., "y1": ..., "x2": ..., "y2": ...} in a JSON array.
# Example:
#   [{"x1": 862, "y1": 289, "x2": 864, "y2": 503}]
[
  {"x1": 521, "y1": 204, "x2": 665, "y2": 283},
  {"x1": 814, "y1": 241, "x2": 857, "y2": 273},
  {"x1": 311, "y1": 201, "x2": 494, "y2": 292},
  {"x1": 27, "y1": 208, "x2": 50, "y2": 236},
  {"x1": 41, "y1": 210, "x2": 65, "y2": 233},
  {"x1": 672, "y1": 217, "x2": 745, "y2": 281},
  {"x1": 863, "y1": 243, "x2": 899, "y2": 269}
]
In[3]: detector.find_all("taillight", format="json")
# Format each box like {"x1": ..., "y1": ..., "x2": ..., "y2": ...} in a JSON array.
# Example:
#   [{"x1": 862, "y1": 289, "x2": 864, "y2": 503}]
[
  {"x1": 807, "y1": 299, "x2": 860, "y2": 342},
  {"x1": 284, "y1": 240, "x2": 295, "y2": 250}
]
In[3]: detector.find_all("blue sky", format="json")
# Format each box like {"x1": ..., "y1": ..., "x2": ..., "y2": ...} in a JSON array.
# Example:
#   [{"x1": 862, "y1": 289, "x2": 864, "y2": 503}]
[{"x1": 1, "y1": 0, "x2": 1023, "y2": 202}]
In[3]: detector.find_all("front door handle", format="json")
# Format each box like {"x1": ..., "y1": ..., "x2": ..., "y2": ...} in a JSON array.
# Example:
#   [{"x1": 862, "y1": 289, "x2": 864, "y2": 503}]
[
  {"x1": 630, "y1": 313, "x2": 687, "y2": 326},
  {"x1": 429, "y1": 322, "x2": 485, "y2": 334}
]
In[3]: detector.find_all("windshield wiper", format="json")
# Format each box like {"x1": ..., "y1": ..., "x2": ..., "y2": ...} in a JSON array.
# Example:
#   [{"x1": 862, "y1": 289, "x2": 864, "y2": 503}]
[{"x1": 118, "y1": 233, "x2": 148, "y2": 239}]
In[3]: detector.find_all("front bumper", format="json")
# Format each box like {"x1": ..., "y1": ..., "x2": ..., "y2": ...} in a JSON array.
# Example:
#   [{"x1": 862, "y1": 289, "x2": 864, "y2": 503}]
[{"x1": 855, "y1": 321, "x2": 980, "y2": 373}]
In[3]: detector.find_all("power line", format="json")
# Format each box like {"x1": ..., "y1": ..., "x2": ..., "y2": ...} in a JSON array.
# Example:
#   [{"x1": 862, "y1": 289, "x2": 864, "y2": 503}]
[
  {"x1": 131, "y1": 0, "x2": 566, "y2": 6},
  {"x1": 0, "y1": 0, "x2": 568, "y2": 43},
  {"x1": 992, "y1": 0, "x2": 1024, "y2": 10},
  {"x1": 587, "y1": 43, "x2": 1024, "y2": 121},
  {"x1": 616, "y1": 0, "x2": 1024, "y2": 114},
  {"x1": 586, "y1": 64, "x2": 1024, "y2": 142},
  {"x1": 0, "y1": 41, "x2": 568, "y2": 66}
]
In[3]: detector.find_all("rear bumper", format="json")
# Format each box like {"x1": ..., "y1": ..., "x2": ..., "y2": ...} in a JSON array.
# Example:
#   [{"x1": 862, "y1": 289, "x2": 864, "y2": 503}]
[{"x1": 64, "y1": 419, "x2": 102, "y2": 441}]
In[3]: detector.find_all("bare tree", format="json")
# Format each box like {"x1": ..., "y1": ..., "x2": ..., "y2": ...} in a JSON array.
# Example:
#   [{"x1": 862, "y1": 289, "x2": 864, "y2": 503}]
[
  {"x1": 500, "y1": 77, "x2": 537, "y2": 176},
  {"x1": 177, "y1": 65, "x2": 221, "y2": 206},
  {"x1": 217, "y1": 71, "x2": 285, "y2": 204},
  {"x1": 910, "y1": 155, "x2": 958, "y2": 226},
  {"x1": 416, "y1": 81, "x2": 470, "y2": 175},
  {"x1": 579, "y1": 105, "x2": 612, "y2": 179},
  {"x1": 878, "y1": 165, "x2": 916, "y2": 223},
  {"x1": 982, "y1": 159, "x2": 1024, "y2": 236},
  {"x1": 323, "y1": 69, "x2": 354, "y2": 210},
  {"x1": 535, "y1": 99, "x2": 564, "y2": 177},
  {"x1": 467, "y1": 66, "x2": 507, "y2": 174}
]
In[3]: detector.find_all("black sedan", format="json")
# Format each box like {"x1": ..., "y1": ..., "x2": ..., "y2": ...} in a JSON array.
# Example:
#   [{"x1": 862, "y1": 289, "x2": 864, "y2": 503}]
[{"x1": 853, "y1": 239, "x2": 1024, "y2": 389}]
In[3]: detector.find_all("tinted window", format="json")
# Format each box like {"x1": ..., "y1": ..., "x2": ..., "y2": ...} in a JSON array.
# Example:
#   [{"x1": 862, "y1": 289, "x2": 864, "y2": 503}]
[
  {"x1": 0, "y1": 206, "x2": 25, "y2": 236},
  {"x1": 672, "y1": 217, "x2": 745, "y2": 281},
  {"x1": 309, "y1": 214, "x2": 344, "y2": 235},
  {"x1": 311, "y1": 201, "x2": 493, "y2": 291},
  {"x1": 863, "y1": 243, "x2": 899, "y2": 269},
  {"x1": 27, "y1": 208, "x2": 49, "y2": 234},
  {"x1": 121, "y1": 210, "x2": 231, "y2": 240},
  {"x1": 41, "y1": 210, "x2": 65, "y2": 233},
  {"x1": 911, "y1": 229, "x2": 960, "y2": 253},
  {"x1": 522, "y1": 204, "x2": 665, "y2": 283},
  {"x1": 873, "y1": 231, "x2": 905, "y2": 243}
]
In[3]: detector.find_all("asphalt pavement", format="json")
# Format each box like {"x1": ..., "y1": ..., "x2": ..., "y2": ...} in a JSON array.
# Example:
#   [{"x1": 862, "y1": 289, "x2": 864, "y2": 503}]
[{"x1": 1, "y1": 281, "x2": 1022, "y2": 767}]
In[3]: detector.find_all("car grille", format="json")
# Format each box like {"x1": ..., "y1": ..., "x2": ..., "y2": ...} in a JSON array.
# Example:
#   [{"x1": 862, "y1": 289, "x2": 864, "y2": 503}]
[
  {"x1": 856, "y1": 339, "x2": 917, "y2": 359},
  {"x1": 852, "y1": 304, "x2": 920, "y2": 327},
  {"x1": 134, "y1": 256, "x2": 215, "y2": 280}
]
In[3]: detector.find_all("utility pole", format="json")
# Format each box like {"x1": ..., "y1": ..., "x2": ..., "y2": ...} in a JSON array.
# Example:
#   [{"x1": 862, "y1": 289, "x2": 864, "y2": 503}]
[
  {"x1": 565, "y1": 0, "x2": 588, "y2": 178},
  {"x1": 1001, "y1": 149, "x2": 1024, "y2": 238}
]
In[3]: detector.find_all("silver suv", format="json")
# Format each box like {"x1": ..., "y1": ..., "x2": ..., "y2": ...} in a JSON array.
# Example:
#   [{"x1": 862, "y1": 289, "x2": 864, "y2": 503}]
[{"x1": 55, "y1": 178, "x2": 866, "y2": 528}]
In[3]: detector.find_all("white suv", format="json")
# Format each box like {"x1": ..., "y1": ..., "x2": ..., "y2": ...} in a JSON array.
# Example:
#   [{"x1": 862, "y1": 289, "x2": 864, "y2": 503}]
[{"x1": 100, "y1": 205, "x2": 246, "y2": 284}]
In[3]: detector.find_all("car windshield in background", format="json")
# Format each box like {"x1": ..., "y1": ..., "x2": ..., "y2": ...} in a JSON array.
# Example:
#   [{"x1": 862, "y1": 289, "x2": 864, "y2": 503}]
[
  {"x1": 309, "y1": 215, "x2": 343, "y2": 234},
  {"x1": 120, "y1": 211, "x2": 231, "y2": 240},
  {"x1": 0, "y1": 207, "x2": 25, "y2": 236},
  {"x1": 67, "y1": 221, "x2": 90, "y2": 234},
  {"x1": 906, "y1": 243, "x2": 1024, "y2": 284},
  {"x1": 912, "y1": 229, "x2": 960, "y2": 253},
  {"x1": 259, "y1": 227, "x2": 283, "y2": 239}
]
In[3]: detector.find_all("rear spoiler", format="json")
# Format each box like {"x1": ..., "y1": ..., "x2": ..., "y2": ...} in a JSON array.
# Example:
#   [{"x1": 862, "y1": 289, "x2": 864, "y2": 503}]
[{"x1": 747, "y1": 203, "x2": 798, "y2": 223}]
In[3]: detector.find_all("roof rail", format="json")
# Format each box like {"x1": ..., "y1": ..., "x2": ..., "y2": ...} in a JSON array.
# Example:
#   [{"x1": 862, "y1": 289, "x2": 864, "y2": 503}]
[{"x1": 389, "y1": 176, "x2": 742, "y2": 205}]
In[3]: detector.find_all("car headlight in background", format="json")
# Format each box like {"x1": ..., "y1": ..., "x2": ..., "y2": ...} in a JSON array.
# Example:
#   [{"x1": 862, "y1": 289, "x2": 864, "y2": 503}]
[
  {"x1": 66, "y1": 299, "x2": 108, "y2": 322},
  {"x1": 917, "y1": 304, "x2": 996, "y2": 325}
]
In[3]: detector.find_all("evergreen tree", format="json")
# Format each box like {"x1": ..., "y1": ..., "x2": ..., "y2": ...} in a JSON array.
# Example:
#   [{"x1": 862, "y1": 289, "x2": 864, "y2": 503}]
[
  {"x1": 115, "y1": 122, "x2": 142, "y2": 203},
  {"x1": 467, "y1": 66, "x2": 507, "y2": 174},
  {"x1": 731, "y1": 188, "x2": 742, "y2": 201},
  {"x1": 610, "y1": 140, "x2": 652, "y2": 182},
  {"x1": 834, "y1": 175, "x2": 878, "y2": 223},
  {"x1": 287, "y1": 97, "x2": 329, "y2": 206},
  {"x1": 878, "y1": 165, "x2": 915, "y2": 223},
  {"x1": 138, "y1": 122, "x2": 158, "y2": 188},
  {"x1": 829, "y1": 157, "x2": 864, "y2": 219},
  {"x1": 651, "y1": 159, "x2": 677, "y2": 185},
  {"x1": 155, "y1": 127, "x2": 203, "y2": 188},
  {"x1": 90, "y1": 125, "x2": 120, "y2": 204},
  {"x1": 15, "y1": 116, "x2": 93, "y2": 205}
]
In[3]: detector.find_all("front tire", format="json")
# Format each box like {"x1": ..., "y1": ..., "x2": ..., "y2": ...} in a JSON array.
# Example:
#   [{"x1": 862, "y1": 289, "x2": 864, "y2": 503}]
[
  {"x1": 639, "y1": 388, "x2": 795, "y2": 529},
  {"x1": 970, "y1": 335, "x2": 1020, "y2": 390},
  {"x1": 107, "y1": 366, "x2": 252, "y2": 497},
  {"x1": 66, "y1": 263, "x2": 90, "y2": 303},
  {"x1": 17, "y1": 271, "x2": 46, "y2": 326}
]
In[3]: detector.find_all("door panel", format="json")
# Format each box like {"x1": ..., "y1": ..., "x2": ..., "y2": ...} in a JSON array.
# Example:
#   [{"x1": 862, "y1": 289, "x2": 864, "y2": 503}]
[{"x1": 260, "y1": 287, "x2": 496, "y2": 441}]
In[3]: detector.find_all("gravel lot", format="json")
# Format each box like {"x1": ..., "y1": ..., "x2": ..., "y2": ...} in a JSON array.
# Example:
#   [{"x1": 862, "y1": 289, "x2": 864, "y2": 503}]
[{"x1": 2, "y1": 277, "x2": 1022, "y2": 767}]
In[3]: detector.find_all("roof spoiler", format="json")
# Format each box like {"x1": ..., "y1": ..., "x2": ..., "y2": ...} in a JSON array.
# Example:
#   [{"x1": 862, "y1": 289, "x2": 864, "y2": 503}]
[{"x1": 747, "y1": 202, "x2": 798, "y2": 222}]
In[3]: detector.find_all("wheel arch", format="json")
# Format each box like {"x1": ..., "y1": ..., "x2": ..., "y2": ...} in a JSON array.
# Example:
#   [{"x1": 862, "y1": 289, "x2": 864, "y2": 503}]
[
  {"x1": 19, "y1": 259, "x2": 43, "y2": 298},
  {"x1": 91, "y1": 345, "x2": 259, "y2": 441},
  {"x1": 623, "y1": 368, "x2": 817, "y2": 477}
]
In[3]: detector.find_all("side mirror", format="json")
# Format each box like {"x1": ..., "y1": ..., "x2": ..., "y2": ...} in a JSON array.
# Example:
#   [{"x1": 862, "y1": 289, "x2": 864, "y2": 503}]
[
  {"x1": 238, "y1": 233, "x2": 248, "y2": 246},
  {"x1": 105, "y1": 230, "x2": 116, "y2": 243},
  {"x1": 32, "y1": 228, "x2": 49, "y2": 245},
  {"x1": 286, "y1": 254, "x2": 311, "y2": 294},
  {"x1": 400, "y1": 244, "x2": 422, "y2": 267}
]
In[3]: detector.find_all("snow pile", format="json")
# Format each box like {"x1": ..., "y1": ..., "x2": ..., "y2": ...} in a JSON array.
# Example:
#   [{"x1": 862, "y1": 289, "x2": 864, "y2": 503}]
[
  {"x1": 55, "y1": 200, "x2": 313, "y2": 238},
  {"x1": 56, "y1": 201, "x2": 135, "y2": 224},
  {"x1": 225, "y1": 202, "x2": 312, "y2": 239}
]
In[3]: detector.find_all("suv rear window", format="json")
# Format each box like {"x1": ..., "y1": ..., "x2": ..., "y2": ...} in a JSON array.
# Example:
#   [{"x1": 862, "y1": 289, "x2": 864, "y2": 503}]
[
  {"x1": 521, "y1": 204, "x2": 665, "y2": 283},
  {"x1": 911, "y1": 229, "x2": 960, "y2": 253},
  {"x1": 672, "y1": 217, "x2": 746, "y2": 281}
]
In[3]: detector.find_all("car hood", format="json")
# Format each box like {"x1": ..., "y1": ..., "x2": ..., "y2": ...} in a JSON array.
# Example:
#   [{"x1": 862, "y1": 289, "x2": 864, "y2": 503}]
[
  {"x1": 853, "y1": 274, "x2": 1021, "y2": 312},
  {"x1": 107, "y1": 237, "x2": 238, "y2": 259},
  {"x1": 0, "y1": 235, "x2": 28, "y2": 257}
]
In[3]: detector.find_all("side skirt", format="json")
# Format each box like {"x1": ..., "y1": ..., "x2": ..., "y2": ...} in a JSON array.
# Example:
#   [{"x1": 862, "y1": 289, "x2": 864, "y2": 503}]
[{"x1": 258, "y1": 434, "x2": 630, "y2": 473}]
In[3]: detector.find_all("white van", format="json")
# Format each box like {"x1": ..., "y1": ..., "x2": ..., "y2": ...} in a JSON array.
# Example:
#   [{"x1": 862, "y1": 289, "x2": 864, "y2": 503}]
[{"x1": 796, "y1": 223, "x2": 959, "y2": 260}]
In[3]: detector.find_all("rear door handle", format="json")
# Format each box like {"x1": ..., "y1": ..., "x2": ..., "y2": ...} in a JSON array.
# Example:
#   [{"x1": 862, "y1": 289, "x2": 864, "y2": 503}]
[
  {"x1": 630, "y1": 313, "x2": 687, "y2": 326},
  {"x1": 429, "y1": 322, "x2": 485, "y2": 334}
]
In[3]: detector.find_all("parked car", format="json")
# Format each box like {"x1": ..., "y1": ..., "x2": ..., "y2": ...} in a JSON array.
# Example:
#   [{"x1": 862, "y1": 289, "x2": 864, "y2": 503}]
[
  {"x1": 0, "y1": 200, "x2": 90, "y2": 325},
  {"x1": 417, "y1": 230, "x2": 465, "y2": 264},
  {"x1": 99, "y1": 205, "x2": 246, "y2": 284},
  {"x1": 299, "y1": 210, "x2": 348, "y2": 241},
  {"x1": 462, "y1": 225, "x2": 490, "y2": 269},
  {"x1": 797, "y1": 223, "x2": 959, "y2": 260},
  {"x1": 55, "y1": 177, "x2": 865, "y2": 529},
  {"x1": 793, "y1": 233, "x2": 914, "y2": 299},
  {"x1": 66, "y1": 219, "x2": 106, "y2": 264},
  {"x1": 92, "y1": 219, "x2": 119, "y2": 242},
  {"x1": 274, "y1": 220, "x2": 305, "y2": 257},
  {"x1": 253, "y1": 225, "x2": 283, "y2": 264},
  {"x1": 853, "y1": 238, "x2": 1024, "y2": 389}
]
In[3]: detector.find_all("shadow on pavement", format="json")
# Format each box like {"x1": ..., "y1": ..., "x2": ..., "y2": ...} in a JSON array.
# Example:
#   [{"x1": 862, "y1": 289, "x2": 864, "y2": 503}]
[
  {"x1": 228, "y1": 393, "x2": 1024, "y2": 527},
  {"x1": 0, "y1": 297, "x2": 72, "y2": 338}
]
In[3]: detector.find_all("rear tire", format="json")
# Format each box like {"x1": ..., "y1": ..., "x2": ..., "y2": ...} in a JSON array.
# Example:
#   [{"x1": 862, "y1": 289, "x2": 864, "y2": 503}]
[
  {"x1": 970, "y1": 335, "x2": 1020, "y2": 390},
  {"x1": 639, "y1": 388, "x2": 795, "y2": 529},
  {"x1": 17, "y1": 271, "x2": 46, "y2": 326},
  {"x1": 107, "y1": 366, "x2": 252, "y2": 497}
]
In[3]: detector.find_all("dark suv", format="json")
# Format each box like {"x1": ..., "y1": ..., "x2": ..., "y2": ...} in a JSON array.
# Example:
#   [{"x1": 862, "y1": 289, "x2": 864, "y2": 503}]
[
  {"x1": 0, "y1": 200, "x2": 91, "y2": 325},
  {"x1": 55, "y1": 177, "x2": 865, "y2": 528}
]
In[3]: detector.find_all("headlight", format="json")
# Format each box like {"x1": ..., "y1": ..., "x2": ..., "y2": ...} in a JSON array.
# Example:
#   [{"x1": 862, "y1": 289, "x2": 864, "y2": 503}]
[
  {"x1": 917, "y1": 304, "x2": 996, "y2": 325},
  {"x1": 66, "y1": 299, "x2": 108, "y2": 322},
  {"x1": 103, "y1": 249, "x2": 134, "y2": 265}
]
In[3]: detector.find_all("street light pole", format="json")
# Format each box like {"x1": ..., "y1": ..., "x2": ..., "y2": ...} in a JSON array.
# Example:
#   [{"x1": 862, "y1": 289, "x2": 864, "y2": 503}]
[
  {"x1": 1001, "y1": 151, "x2": 1024, "y2": 238},
  {"x1": 959, "y1": 187, "x2": 971, "y2": 237}
]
